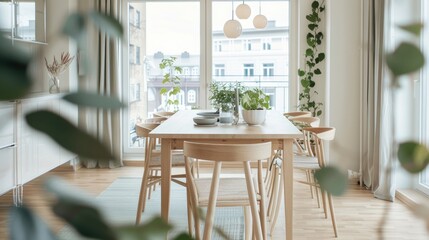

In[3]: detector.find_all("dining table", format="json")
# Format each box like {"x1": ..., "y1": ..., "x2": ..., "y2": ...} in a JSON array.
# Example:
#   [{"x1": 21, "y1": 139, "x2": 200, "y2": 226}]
[{"x1": 149, "y1": 109, "x2": 302, "y2": 239}]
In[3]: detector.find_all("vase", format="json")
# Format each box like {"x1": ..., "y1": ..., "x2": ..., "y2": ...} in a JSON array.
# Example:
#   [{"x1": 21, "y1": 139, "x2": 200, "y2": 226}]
[
  {"x1": 242, "y1": 109, "x2": 266, "y2": 125},
  {"x1": 219, "y1": 103, "x2": 234, "y2": 125},
  {"x1": 49, "y1": 76, "x2": 60, "y2": 94}
]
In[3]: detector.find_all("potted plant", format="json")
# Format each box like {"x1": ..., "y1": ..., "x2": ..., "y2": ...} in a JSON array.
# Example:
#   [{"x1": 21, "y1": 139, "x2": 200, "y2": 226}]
[
  {"x1": 159, "y1": 56, "x2": 183, "y2": 111},
  {"x1": 241, "y1": 88, "x2": 270, "y2": 125},
  {"x1": 209, "y1": 82, "x2": 243, "y2": 124}
]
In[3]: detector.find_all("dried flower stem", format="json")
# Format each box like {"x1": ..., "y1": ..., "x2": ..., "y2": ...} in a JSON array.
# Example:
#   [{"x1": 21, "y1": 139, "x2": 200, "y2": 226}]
[{"x1": 45, "y1": 52, "x2": 74, "y2": 77}]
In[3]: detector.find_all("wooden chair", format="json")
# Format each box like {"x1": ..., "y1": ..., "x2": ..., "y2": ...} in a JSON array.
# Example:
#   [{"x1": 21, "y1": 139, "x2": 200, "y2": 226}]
[
  {"x1": 153, "y1": 111, "x2": 175, "y2": 118},
  {"x1": 294, "y1": 127, "x2": 339, "y2": 237},
  {"x1": 283, "y1": 111, "x2": 312, "y2": 119},
  {"x1": 144, "y1": 117, "x2": 168, "y2": 124},
  {"x1": 135, "y1": 123, "x2": 186, "y2": 224},
  {"x1": 184, "y1": 141, "x2": 271, "y2": 240}
]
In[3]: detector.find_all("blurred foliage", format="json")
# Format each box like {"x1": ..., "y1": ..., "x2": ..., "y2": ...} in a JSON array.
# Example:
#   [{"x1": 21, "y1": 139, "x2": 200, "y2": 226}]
[{"x1": 2, "y1": 8, "x2": 193, "y2": 240}]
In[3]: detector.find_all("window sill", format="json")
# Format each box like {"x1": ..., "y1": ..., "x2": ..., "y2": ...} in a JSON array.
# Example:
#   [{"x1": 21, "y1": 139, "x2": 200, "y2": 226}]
[{"x1": 396, "y1": 188, "x2": 429, "y2": 208}]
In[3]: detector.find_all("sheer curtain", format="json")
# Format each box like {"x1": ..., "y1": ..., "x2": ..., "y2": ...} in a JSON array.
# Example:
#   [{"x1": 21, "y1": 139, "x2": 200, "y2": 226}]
[
  {"x1": 78, "y1": 0, "x2": 123, "y2": 168},
  {"x1": 361, "y1": 0, "x2": 396, "y2": 201}
]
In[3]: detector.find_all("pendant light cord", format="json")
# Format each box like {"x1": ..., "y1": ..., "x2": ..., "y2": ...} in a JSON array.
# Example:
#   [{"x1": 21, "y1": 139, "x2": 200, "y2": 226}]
[{"x1": 231, "y1": 0, "x2": 234, "y2": 19}]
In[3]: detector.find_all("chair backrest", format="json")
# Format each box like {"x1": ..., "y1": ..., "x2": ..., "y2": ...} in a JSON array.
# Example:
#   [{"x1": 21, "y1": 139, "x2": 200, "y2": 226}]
[
  {"x1": 183, "y1": 142, "x2": 272, "y2": 162},
  {"x1": 291, "y1": 116, "x2": 320, "y2": 128},
  {"x1": 283, "y1": 111, "x2": 312, "y2": 118},
  {"x1": 135, "y1": 123, "x2": 159, "y2": 138},
  {"x1": 302, "y1": 127, "x2": 336, "y2": 167},
  {"x1": 153, "y1": 111, "x2": 175, "y2": 118},
  {"x1": 144, "y1": 117, "x2": 168, "y2": 124}
]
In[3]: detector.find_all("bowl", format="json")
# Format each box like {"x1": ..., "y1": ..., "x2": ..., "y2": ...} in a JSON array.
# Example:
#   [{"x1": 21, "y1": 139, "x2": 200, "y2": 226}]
[{"x1": 193, "y1": 116, "x2": 217, "y2": 125}]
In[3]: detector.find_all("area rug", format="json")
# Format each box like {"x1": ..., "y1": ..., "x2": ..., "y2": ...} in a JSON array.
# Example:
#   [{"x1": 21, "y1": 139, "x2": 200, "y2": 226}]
[{"x1": 58, "y1": 177, "x2": 244, "y2": 239}]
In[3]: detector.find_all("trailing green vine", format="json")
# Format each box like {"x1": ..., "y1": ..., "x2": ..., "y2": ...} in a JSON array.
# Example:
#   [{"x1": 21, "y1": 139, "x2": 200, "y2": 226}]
[{"x1": 298, "y1": 0, "x2": 325, "y2": 117}]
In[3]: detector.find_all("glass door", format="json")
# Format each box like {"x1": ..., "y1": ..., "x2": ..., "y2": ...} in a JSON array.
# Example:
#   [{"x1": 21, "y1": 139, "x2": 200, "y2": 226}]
[{"x1": 124, "y1": 0, "x2": 201, "y2": 156}]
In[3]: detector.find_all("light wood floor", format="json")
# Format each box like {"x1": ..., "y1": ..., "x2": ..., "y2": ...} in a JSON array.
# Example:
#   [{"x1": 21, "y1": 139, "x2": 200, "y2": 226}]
[{"x1": 0, "y1": 164, "x2": 428, "y2": 239}]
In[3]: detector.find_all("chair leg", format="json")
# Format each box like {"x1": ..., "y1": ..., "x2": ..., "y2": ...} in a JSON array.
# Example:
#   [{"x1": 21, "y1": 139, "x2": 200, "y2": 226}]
[
  {"x1": 186, "y1": 189, "x2": 193, "y2": 237},
  {"x1": 270, "y1": 175, "x2": 283, "y2": 235},
  {"x1": 244, "y1": 162, "x2": 263, "y2": 240},
  {"x1": 258, "y1": 161, "x2": 267, "y2": 240},
  {"x1": 136, "y1": 164, "x2": 152, "y2": 224},
  {"x1": 306, "y1": 170, "x2": 314, "y2": 199},
  {"x1": 321, "y1": 189, "x2": 328, "y2": 219},
  {"x1": 267, "y1": 167, "x2": 279, "y2": 221},
  {"x1": 203, "y1": 162, "x2": 222, "y2": 240},
  {"x1": 327, "y1": 193, "x2": 339, "y2": 237},
  {"x1": 244, "y1": 206, "x2": 252, "y2": 240}
]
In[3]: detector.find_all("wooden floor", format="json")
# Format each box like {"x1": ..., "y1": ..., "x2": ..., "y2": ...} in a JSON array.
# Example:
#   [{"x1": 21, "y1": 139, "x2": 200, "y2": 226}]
[{"x1": 0, "y1": 164, "x2": 428, "y2": 239}]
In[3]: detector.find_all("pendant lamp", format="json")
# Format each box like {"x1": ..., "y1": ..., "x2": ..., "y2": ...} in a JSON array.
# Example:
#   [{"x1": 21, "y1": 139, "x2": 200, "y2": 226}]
[
  {"x1": 253, "y1": 0, "x2": 267, "y2": 29},
  {"x1": 236, "y1": 0, "x2": 251, "y2": 19},
  {"x1": 224, "y1": 0, "x2": 242, "y2": 38}
]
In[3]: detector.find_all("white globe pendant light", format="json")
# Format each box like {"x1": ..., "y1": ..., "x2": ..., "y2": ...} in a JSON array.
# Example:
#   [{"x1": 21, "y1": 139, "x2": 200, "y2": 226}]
[
  {"x1": 253, "y1": 0, "x2": 267, "y2": 29},
  {"x1": 236, "y1": 1, "x2": 251, "y2": 19},
  {"x1": 223, "y1": 0, "x2": 242, "y2": 38},
  {"x1": 224, "y1": 19, "x2": 242, "y2": 38}
]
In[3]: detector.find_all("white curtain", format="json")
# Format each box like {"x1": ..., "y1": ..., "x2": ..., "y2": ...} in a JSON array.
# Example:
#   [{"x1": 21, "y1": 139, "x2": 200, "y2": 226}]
[
  {"x1": 78, "y1": 0, "x2": 123, "y2": 168},
  {"x1": 361, "y1": 0, "x2": 396, "y2": 201}
]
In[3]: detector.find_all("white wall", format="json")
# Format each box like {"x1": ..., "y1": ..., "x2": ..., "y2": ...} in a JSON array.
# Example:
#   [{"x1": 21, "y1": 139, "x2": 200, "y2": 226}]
[{"x1": 325, "y1": 0, "x2": 362, "y2": 172}]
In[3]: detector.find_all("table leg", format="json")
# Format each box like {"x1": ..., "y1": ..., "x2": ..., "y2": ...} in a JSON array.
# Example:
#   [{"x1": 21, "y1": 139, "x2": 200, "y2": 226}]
[
  {"x1": 161, "y1": 138, "x2": 172, "y2": 222},
  {"x1": 283, "y1": 139, "x2": 293, "y2": 240}
]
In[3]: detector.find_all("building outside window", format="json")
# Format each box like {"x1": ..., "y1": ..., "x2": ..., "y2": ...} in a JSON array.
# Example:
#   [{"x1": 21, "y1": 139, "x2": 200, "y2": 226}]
[
  {"x1": 129, "y1": 83, "x2": 141, "y2": 102},
  {"x1": 192, "y1": 67, "x2": 199, "y2": 76},
  {"x1": 214, "y1": 64, "x2": 225, "y2": 76},
  {"x1": 214, "y1": 40, "x2": 222, "y2": 52},
  {"x1": 263, "y1": 63, "x2": 274, "y2": 76},
  {"x1": 136, "y1": 46, "x2": 141, "y2": 64},
  {"x1": 135, "y1": 10, "x2": 141, "y2": 28},
  {"x1": 262, "y1": 38, "x2": 272, "y2": 50},
  {"x1": 187, "y1": 89, "x2": 196, "y2": 103},
  {"x1": 183, "y1": 67, "x2": 190, "y2": 76},
  {"x1": 129, "y1": 44, "x2": 135, "y2": 64},
  {"x1": 243, "y1": 39, "x2": 252, "y2": 51},
  {"x1": 243, "y1": 63, "x2": 254, "y2": 76}
]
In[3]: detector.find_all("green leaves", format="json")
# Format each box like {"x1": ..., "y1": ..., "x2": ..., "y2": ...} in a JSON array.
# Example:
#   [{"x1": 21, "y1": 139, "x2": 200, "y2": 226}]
[
  {"x1": 241, "y1": 88, "x2": 270, "y2": 110},
  {"x1": 386, "y1": 42, "x2": 425, "y2": 77},
  {"x1": 116, "y1": 217, "x2": 172, "y2": 240},
  {"x1": 0, "y1": 36, "x2": 32, "y2": 100},
  {"x1": 89, "y1": 11, "x2": 124, "y2": 38},
  {"x1": 398, "y1": 141, "x2": 429, "y2": 174},
  {"x1": 62, "y1": 13, "x2": 87, "y2": 43},
  {"x1": 298, "y1": 0, "x2": 325, "y2": 117},
  {"x1": 159, "y1": 57, "x2": 183, "y2": 110},
  {"x1": 399, "y1": 23, "x2": 424, "y2": 36},
  {"x1": 26, "y1": 110, "x2": 114, "y2": 161},
  {"x1": 314, "y1": 166, "x2": 348, "y2": 196},
  {"x1": 44, "y1": 177, "x2": 181, "y2": 240},
  {"x1": 63, "y1": 92, "x2": 125, "y2": 109},
  {"x1": 9, "y1": 206, "x2": 58, "y2": 240}
]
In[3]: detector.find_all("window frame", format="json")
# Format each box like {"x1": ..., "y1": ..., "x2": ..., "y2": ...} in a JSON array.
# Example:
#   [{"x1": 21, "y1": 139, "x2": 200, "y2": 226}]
[{"x1": 121, "y1": 0, "x2": 297, "y2": 159}]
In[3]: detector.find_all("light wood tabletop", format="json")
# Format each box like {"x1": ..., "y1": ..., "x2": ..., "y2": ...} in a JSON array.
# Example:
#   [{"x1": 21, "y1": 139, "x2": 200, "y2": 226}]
[{"x1": 150, "y1": 110, "x2": 302, "y2": 239}]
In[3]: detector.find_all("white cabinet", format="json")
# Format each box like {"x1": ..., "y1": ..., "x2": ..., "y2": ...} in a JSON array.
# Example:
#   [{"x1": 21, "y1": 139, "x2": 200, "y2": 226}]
[
  {"x1": 17, "y1": 95, "x2": 78, "y2": 185},
  {"x1": 0, "y1": 102, "x2": 16, "y2": 195}
]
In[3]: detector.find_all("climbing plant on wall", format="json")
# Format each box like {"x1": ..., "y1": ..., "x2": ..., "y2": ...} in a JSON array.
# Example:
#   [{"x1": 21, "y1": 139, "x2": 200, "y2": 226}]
[{"x1": 298, "y1": 0, "x2": 325, "y2": 117}]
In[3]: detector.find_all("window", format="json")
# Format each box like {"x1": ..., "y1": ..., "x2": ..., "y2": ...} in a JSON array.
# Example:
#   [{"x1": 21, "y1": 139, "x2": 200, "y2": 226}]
[
  {"x1": 262, "y1": 39, "x2": 272, "y2": 50},
  {"x1": 243, "y1": 64, "x2": 254, "y2": 76},
  {"x1": 129, "y1": 83, "x2": 141, "y2": 102},
  {"x1": 214, "y1": 64, "x2": 225, "y2": 76},
  {"x1": 136, "y1": 46, "x2": 141, "y2": 64},
  {"x1": 243, "y1": 39, "x2": 252, "y2": 51},
  {"x1": 123, "y1": 0, "x2": 290, "y2": 157},
  {"x1": 214, "y1": 41, "x2": 222, "y2": 52},
  {"x1": 192, "y1": 67, "x2": 199, "y2": 76},
  {"x1": 129, "y1": 44, "x2": 135, "y2": 64},
  {"x1": 187, "y1": 89, "x2": 196, "y2": 103},
  {"x1": 263, "y1": 63, "x2": 274, "y2": 76},
  {"x1": 418, "y1": 0, "x2": 429, "y2": 195},
  {"x1": 135, "y1": 10, "x2": 141, "y2": 28}
]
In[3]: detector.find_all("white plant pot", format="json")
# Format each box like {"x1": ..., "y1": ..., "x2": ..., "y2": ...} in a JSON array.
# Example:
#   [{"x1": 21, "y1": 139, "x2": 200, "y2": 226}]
[{"x1": 242, "y1": 109, "x2": 266, "y2": 125}]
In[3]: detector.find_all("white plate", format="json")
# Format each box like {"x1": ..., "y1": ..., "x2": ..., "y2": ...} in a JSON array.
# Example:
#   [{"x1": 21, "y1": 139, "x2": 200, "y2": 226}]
[
  {"x1": 193, "y1": 116, "x2": 217, "y2": 125},
  {"x1": 196, "y1": 111, "x2": 219, "y2": 118}
]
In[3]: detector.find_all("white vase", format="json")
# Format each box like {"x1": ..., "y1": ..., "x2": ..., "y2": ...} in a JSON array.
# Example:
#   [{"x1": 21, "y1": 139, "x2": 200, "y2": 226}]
[{"x1": 242, "y1": 109, "x2": 266, "y2": 125}]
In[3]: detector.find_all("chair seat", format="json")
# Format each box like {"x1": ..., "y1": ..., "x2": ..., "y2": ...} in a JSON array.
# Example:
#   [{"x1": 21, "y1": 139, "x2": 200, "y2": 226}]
[
  {"x1": 195, "y1": 178, "x2": 260, "y2": 206},
  {"x1": 149, "y1": 150, "x2": 185, "y2": 167},
  {"x1": 293, "y1": 155, "x2": 318, "y2": 163}
]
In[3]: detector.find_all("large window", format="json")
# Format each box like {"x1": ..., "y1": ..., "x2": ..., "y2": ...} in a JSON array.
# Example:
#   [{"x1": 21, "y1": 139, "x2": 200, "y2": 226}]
[
  {"x1": 123, "y1": 0, "x2": 290, "y2": 156},
  {"x1": 418, "y1": 0, "x2": 429, "y2": 195}
]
